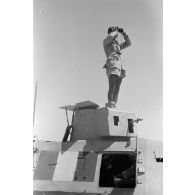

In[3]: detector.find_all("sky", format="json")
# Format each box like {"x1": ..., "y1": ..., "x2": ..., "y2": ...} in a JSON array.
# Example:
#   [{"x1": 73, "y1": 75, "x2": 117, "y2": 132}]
[{"x1": 33, "y1": 0, "x2": 162, "y2": 142}]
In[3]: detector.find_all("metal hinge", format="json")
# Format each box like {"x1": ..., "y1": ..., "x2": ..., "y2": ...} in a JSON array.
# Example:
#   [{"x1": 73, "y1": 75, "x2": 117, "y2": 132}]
[
  {"x1": 137, "y1": 178, "x2": 143, "y2": 184},
  {"x1": 138, "y1": 166, "x2": 145, "y2": 173},
  {"x1": 138, "y1": 158, "x2": 143, "y2": 163}
]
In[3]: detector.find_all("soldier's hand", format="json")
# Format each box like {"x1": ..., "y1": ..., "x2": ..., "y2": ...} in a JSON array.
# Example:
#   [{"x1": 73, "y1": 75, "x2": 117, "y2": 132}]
[
  {"x1": 118, "y1": 28, "x2": 125, "y2": 34},
  {"x1": 121, "y1": 70, "x2": 126, "y2": 78}
]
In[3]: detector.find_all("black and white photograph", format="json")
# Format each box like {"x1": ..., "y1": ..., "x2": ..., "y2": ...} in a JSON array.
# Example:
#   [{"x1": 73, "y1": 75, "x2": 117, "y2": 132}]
[
  {"x1": 2, "y1": 1, "x2": 195, "y2": 195},
  {"x1": 33, "y1": 0, "x2": 163, "y2": 194}
]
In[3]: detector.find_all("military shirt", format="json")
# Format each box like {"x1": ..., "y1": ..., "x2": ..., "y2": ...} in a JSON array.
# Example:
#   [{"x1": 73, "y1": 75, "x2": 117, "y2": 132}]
[{"x1": 103, "y1": 31, "x2": 131, "y2": 77}]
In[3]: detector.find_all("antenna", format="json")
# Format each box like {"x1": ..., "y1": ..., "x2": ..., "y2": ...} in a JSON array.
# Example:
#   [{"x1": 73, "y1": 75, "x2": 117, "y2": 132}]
[
  {"x1": 33, "y1": 82, "x2": 40, "y2": 172},
  {"x1": 33, "y1": 81, "x2": 38, "y2": 131}
]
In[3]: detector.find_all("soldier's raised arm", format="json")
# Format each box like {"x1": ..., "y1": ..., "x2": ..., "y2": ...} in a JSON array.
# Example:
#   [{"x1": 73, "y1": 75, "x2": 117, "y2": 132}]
[
  {"x1": 117, "y1": 28, "x2": 131, "y2": 50},
  {"x1": 103, "y1": 31, "x2": 118, "y2": 46},
  {"x1": 120, "y1": 33, "x2": 131, "y2": 50}
]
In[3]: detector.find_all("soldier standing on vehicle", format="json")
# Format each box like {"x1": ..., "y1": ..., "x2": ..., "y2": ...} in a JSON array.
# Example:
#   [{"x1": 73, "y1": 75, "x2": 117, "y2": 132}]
[{"x1": 103, "y1": 26, "x2": 131, "y2": 108}]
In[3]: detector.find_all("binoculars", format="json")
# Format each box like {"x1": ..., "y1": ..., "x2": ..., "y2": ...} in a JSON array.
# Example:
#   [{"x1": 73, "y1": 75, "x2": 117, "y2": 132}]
[
  {"x1": 108, "y1": 26, "x2": 124, "y2": 34},
  {"x1": 115, "y1": 26, "x2": 124, "y2": 33}
]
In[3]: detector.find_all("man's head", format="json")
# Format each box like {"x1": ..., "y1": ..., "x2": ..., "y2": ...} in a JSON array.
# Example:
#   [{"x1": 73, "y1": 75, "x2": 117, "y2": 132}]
[{"x1": 108, "y1": 26, "x2": 118, "y2": 34}]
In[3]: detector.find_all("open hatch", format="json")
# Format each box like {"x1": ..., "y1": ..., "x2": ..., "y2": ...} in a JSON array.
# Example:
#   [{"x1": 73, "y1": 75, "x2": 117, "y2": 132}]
[{"x1": 99, "y1": 152, "x2": 136, "y2": 188}]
